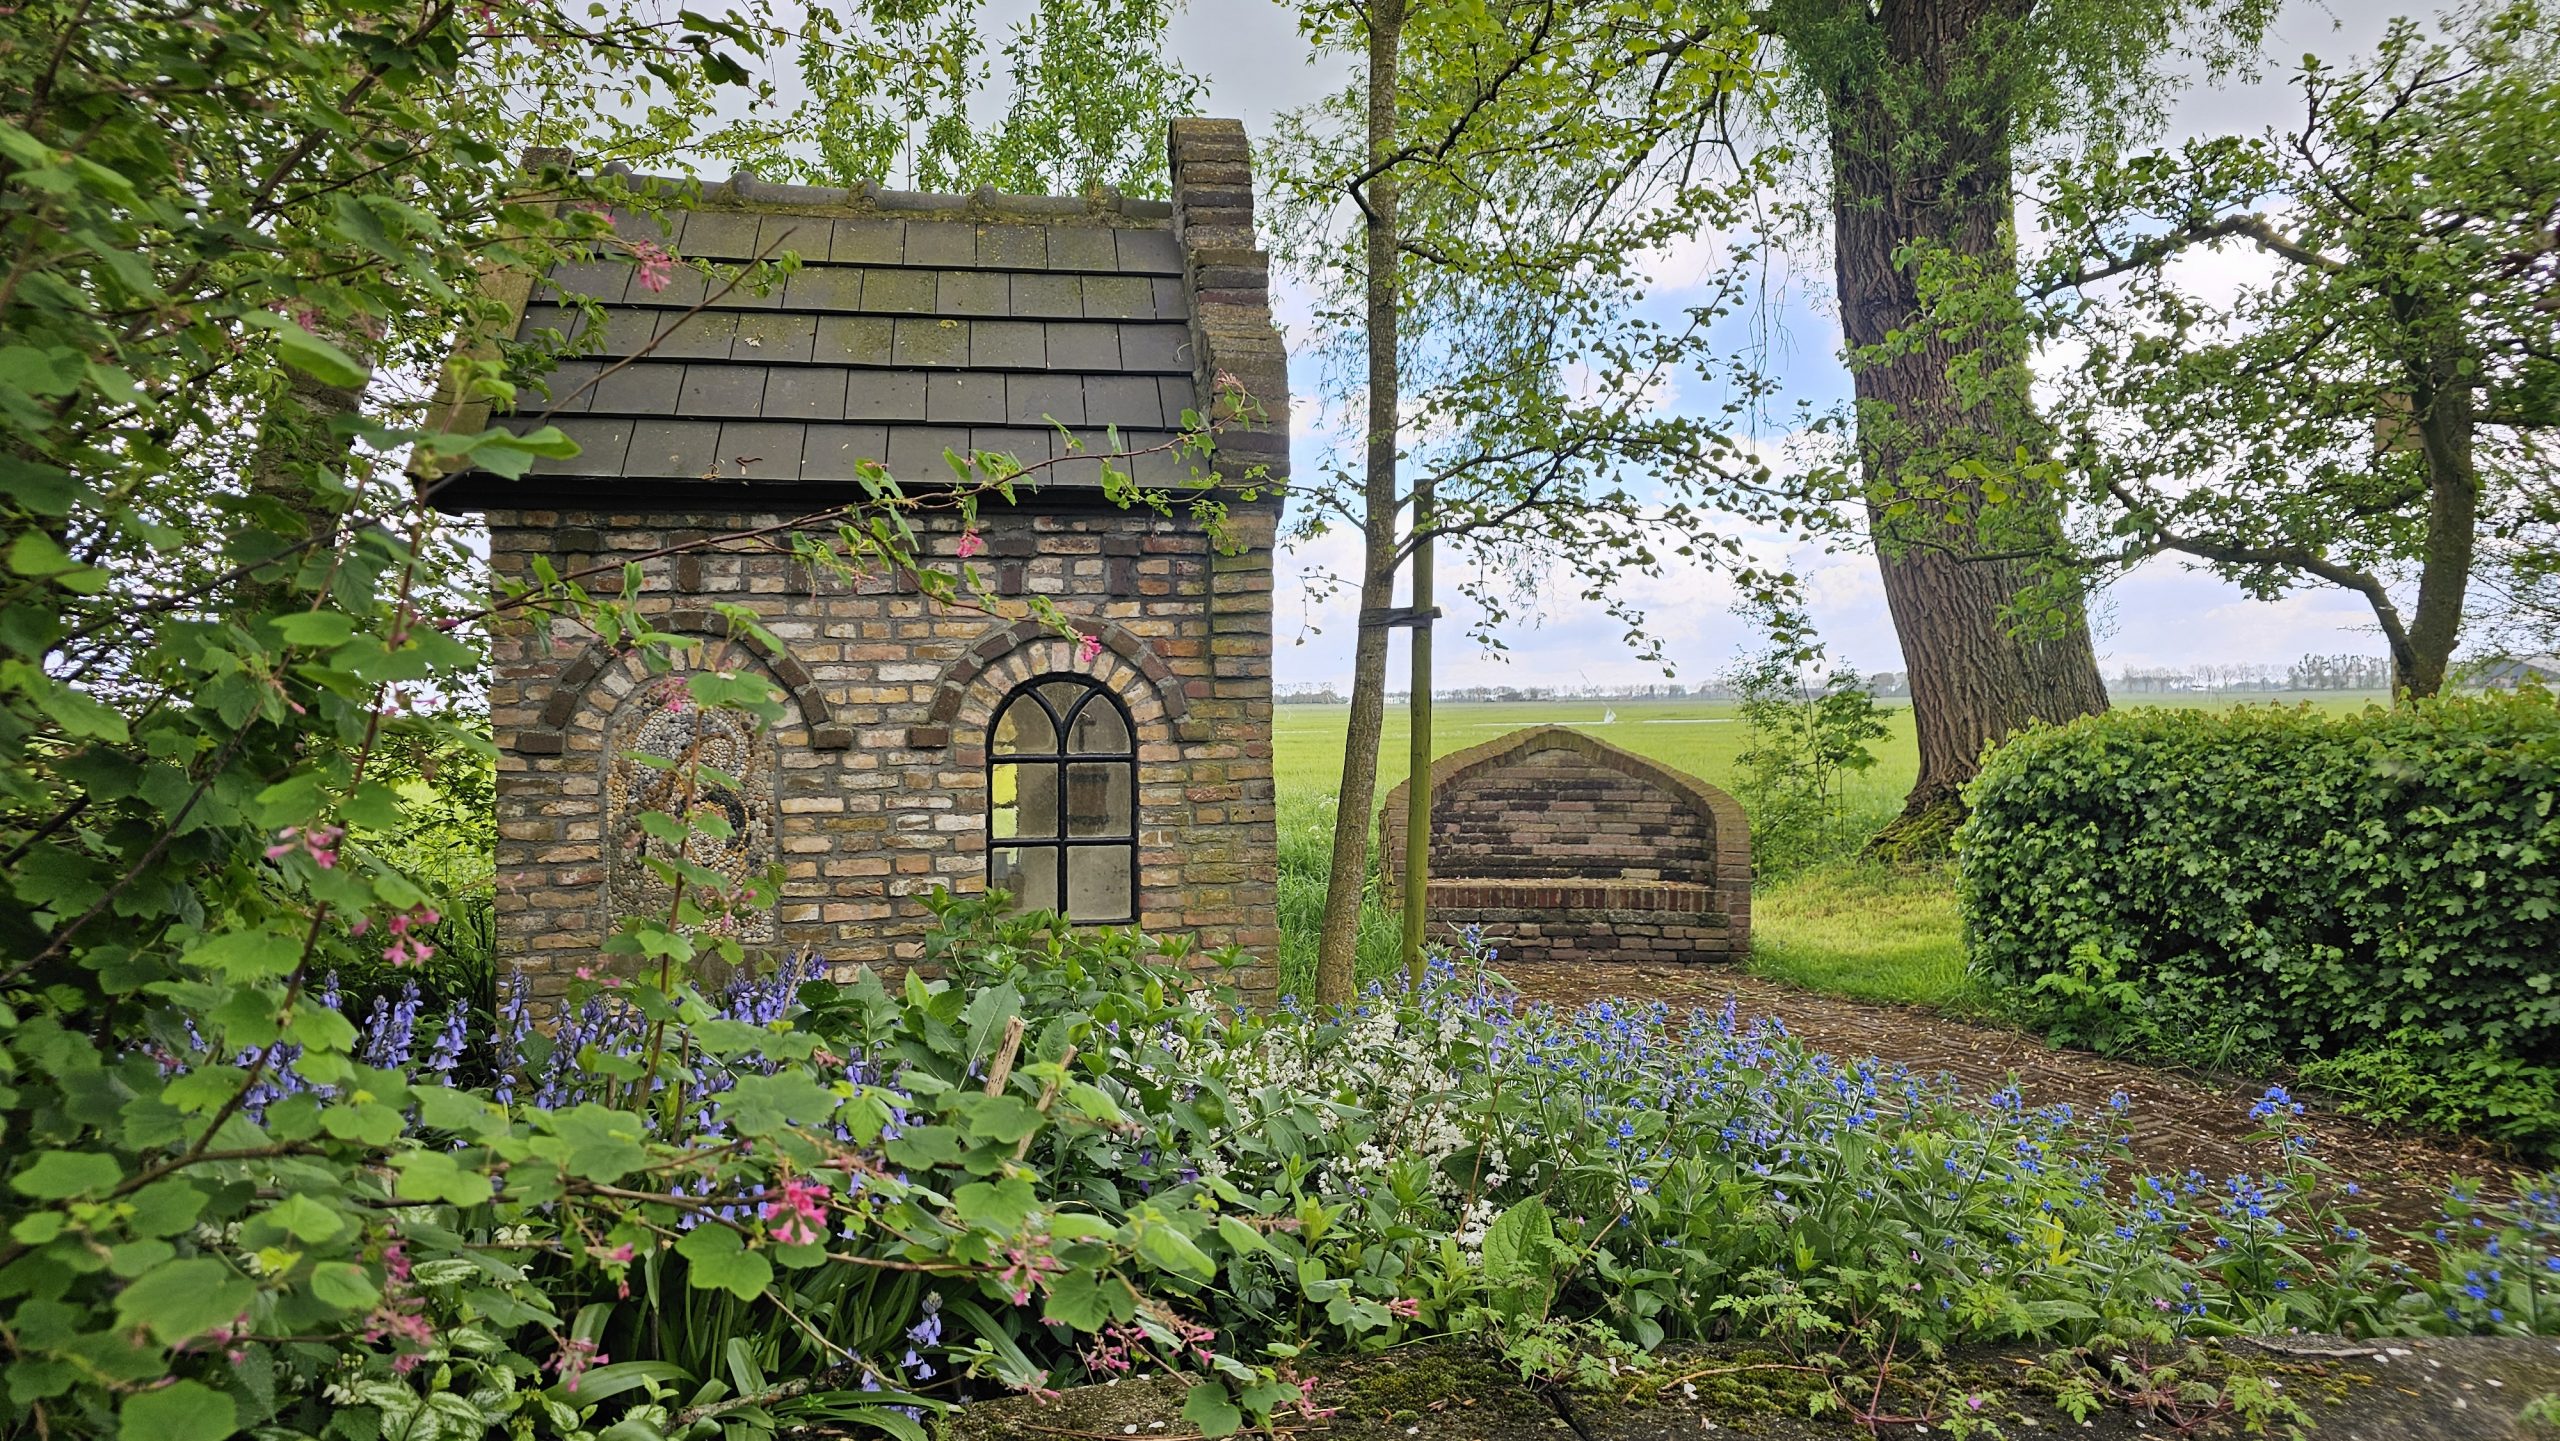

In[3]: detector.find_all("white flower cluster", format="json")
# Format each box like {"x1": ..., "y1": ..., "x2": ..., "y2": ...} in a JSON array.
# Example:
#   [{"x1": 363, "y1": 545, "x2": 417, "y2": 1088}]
[{"x1": 1203, "y1": 995, "x2": 1510, "y2": 1244}]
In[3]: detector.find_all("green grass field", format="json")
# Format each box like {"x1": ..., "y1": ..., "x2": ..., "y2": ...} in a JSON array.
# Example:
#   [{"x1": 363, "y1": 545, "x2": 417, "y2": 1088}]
[{"x1": 1269, "y1": 693, "x2": 2394, "y2": 1003}]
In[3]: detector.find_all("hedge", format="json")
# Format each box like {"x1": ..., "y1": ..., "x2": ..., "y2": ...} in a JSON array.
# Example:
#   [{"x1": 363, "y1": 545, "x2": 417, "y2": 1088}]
[{"x1": 1958, "y1": 691, "x2": 2560, "y2": 1072}]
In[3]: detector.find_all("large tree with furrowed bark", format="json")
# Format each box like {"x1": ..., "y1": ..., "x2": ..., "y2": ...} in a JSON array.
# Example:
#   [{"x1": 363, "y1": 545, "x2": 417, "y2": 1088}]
[{"x1": 1751, "y1": 0, "x2": 2279, "y2": 851}]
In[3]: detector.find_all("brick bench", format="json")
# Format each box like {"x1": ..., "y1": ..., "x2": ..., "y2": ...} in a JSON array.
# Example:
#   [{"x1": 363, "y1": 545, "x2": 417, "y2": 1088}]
[{"x1": 1380, "y1": 726, "x2": 1751, "y2": 965}]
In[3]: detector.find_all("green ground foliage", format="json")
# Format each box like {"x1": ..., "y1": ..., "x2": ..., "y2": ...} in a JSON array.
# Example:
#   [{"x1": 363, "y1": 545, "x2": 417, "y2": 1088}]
[{"x1": 1960, "y1": 691, "x2": 2560, "y2": 1155}]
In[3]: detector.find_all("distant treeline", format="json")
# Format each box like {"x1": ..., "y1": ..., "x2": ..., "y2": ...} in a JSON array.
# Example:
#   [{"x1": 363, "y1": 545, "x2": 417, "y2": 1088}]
[{"x1": 1280, "y1": 653, "x2": 2422, "y2": 705}]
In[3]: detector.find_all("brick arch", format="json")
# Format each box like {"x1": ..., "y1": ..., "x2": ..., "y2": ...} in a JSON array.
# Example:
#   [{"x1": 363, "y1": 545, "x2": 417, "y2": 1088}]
[
  {"x1": 1386, "y1": 724, "x2": 1750, "y2": 860},
  {"x1": 512, "y1": 608, "x2": 851, "y2": 755},
  {"x1": 938, "y1": 627, "x2": 1181, "y2": 757},
  {"x1": 908, "y1": 616, "x2": 1190, "y2": 748}
]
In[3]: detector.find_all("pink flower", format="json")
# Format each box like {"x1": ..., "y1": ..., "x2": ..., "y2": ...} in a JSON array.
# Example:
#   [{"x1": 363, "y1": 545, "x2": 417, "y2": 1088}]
[
  {"x1": 956, "y1": 529, "x2": 986, "y2": 559},
  {"x1": 761, "y1": 1176, "x2": 830, "y2": 1247},
  {"x1": 264, "y1": 824, "x2": 343, "y2": 870},
  {"x1": 1076, "y1": 633, "x2": 1103, "y2": 664},
  {"x1": 629, "y1": 240, "x2": 677, "y2": 294},
  {"x1": 548, "y1": 1336, "x2": 609, "y2": 1392},
  {"x1": 1387, "y1": 1297, "x2": 1421, "y2": 1320}
]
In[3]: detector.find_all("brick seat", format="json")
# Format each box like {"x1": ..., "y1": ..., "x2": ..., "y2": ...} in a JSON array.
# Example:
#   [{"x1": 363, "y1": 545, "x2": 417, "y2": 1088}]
[
  {"x1": 1425, "y1": 877, "x2": 1716, "y2": 914},
  {"x1": 1381, "y1": 726, "x2": 1752, "y2": 966}
]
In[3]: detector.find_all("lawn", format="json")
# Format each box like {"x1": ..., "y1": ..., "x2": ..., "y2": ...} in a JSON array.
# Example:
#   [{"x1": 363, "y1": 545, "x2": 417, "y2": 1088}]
[{"x1": 1269, "y1": 693, "x2": 2395, "y2": 1004}]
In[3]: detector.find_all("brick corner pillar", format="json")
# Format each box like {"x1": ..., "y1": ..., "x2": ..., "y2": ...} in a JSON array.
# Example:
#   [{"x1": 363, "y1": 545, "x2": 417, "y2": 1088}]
[{"x1": 1166, "y1": 117, "x2": 1290, "y2": 997}]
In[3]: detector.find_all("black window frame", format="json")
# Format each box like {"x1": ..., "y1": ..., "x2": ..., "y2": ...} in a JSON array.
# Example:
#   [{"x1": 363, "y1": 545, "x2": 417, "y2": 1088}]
[{"x1": 985, "y1": 673, "x2": 1139, "y2": 924}]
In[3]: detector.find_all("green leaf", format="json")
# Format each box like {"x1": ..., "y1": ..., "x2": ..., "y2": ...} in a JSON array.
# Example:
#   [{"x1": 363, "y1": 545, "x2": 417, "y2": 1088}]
[
  {"x1": 320, "y1": 1099, "x2": 406, "y2": 1147},
  {"x1": 1041, "y1": 1265, "x2": 1124, "y2": 1331},
  {"x1": 122, "y1": 1380, "x2": 238, "y2": 1441},
  {"x1": 540, "y1": 1103, "x2": 650, "y2": 1184},
  {"x1": 717, "y1": 1072, "x2": 837, "y2": 1134},
  {"x1": 5, "y1": 529, "x2": 79, "y2": 577},
  {"x1": 394, "y1": 1149, "x2": 495, "y2": 1207},
  {"x1": 674, "y1": 1224, "x2": 772, "y2": 1301},
  {"x1": 1134, "y1": 1219, "x2": 1215, "y2": 1281},
  {"x1": 1215, "y1": 1215, "x2": 1270, "y2": 1258},
  {"x1": 0, "y1": 345, "x2": 82, "y2": 397},
  {"x1": 271, "y1": 611, "x2": 357, "y2": 648},
  {"x1": 884, "y1": 1124, "x2": 964, "y2": 1170},
  {"x1": 7, "y1": 664, "x2": 127, "y2": 742},
  {"x1": 11, "y1": 1150, "x2": 122, "y2": 1199},
  {"x1": 1182, "y1": 1381, "x2": 1242, "y2": 1438},
  {"x1": 309, "y1": 1261, "x2": 380, "y2": 1311},
  {"x1": 125, "y1": 1179, "x2": 208, "y2": 1238},
  {"x1": 961, "y1": 982, "x2": 1023, "y2": 1066},
  {"x1": 180, "y1": 927, "x2": 303, "y2": 982},
  {"x1": 262, "y1": 1192, "x2": 344, "y2": 1243},
  {"x1": 114, "y1": 1256, "x2": 255, "y2": 1346},
  {"x1": 960, "y1": 1094, "x2": 1042, "y2": 1144},
  {"x1": 241, "y1": 311, "x2": 369, "y2": 388},
  {"x1": 953, "y1": 1177, "x2": 1036, "y2": 1234}
]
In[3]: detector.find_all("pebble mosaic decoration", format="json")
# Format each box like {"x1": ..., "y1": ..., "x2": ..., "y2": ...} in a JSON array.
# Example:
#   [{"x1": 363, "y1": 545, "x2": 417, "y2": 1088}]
[{"x1": 604, "y1": 675, "x2": 779, "y2": 943}]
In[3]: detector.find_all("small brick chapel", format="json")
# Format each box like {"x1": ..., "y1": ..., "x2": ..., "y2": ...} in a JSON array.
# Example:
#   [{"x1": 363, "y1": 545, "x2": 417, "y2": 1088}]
[{"x1": 432, "y1": 120, "x2": 1288, "y2": 1001}]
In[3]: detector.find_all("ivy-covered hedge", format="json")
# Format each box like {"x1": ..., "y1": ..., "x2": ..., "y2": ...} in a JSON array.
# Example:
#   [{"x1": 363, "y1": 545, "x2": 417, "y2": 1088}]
[{"x1": 1959, "y1": 692, "x2": 2560, "y2": 1135}]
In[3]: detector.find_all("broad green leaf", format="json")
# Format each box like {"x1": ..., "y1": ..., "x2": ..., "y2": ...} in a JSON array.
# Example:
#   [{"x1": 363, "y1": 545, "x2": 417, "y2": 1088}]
[
  {"x1": 271, "y1": 611, "x2": 356, "y2": 648},
  {"x1": 114, "y1": 1256, "x2": 254, "y2": 1345},
  {"x1": 122, "y1": 1380, "x2": 237, "y2": 1441},
  {"x1": 1182, "y1": 1381, "x2": 1242, "y2": 1438},
  {"x1": 952, "y1": 1177, "x2": 1036, "y2": 1234},
  {"x1": 309, "y1": 1261, "x2": 380, "y2": 1311},
  {"x1": 394, "y1": 1149, "x2": 495, "y2": 1207},
  {"x1": 179, "y1": 928, "x2": 303, "y2": 982},
  {"x1": 261, "y1": 1192, "x2": 343, "y2": 1243},
  {"x1": 1133, "y1": 1220, "x2": 1215, "y2": 1281},
  {"x1": 10, "y1": 1150, "x2": 122, "y2": 1199},
  {"x1": 241, "y1": 311, "x2": 369, "y2": 388},
  {"x1": 674, "y1": 1224, "x2": 772, "y2": 1301}
]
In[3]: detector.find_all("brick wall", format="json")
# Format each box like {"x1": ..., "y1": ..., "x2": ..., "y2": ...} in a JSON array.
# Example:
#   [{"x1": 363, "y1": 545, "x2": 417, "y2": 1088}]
[
  {"x1": 1405, "y1": 747, "x2": 1719, "y2": 884},
  {"x1": 487, "y1": 503, "x2": 1281, "y2": 1001},
  {"x1": 1379, "y1": 727, "x2": 1751, "y2": 965}
]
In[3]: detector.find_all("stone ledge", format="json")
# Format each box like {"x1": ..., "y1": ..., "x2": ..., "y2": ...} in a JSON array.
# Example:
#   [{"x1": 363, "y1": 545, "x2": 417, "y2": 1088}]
[{"x1": 1426, "y1": 877, "x2": 1719, "y2": 914}]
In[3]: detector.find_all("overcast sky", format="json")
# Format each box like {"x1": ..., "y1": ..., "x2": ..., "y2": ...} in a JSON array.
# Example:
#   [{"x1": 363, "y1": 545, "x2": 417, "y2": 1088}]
[{"x1": 1133, "y1": 0, "x2": 2431, "y2": 691}]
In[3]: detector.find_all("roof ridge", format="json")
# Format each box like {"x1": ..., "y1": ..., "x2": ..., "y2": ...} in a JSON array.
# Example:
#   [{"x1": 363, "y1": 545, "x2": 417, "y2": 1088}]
[{"x1": 535, "y1": 160, "x2": 1175, "y2": 224}]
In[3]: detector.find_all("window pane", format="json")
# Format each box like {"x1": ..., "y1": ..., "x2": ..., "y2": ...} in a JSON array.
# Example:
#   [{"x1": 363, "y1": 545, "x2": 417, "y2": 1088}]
[
  {"x1": 1066, "y1": 699, "x2": 1129, "y2": 753},
  {"x1": 991, "y1": 847, "x2": 1058, "y2": 914},
  {"x1": 1065, "y1": 763, "x2": 1131, "y2": 838},
  {"x1": 990, "y1": 762, "x2": 1059, "y2": 839},
  {"x1": 1067, "y1": 845, "x2": 1132, "y2": 921},
  {"x1": 993, "y1": 699, "x2": 1055, "y2": 755},
  {"x1": 1037, "y1": 680, "x2": 1091, "y2": 719}
]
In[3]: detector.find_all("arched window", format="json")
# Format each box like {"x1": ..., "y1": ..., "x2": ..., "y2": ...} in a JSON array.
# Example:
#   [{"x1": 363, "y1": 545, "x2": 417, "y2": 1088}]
[{"x1": 987, "y1": 675, "x2": 1137, "y2": 922}]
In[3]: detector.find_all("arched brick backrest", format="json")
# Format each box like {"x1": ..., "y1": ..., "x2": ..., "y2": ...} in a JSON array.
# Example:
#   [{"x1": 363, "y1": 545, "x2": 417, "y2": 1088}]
[
  {"x1": 1378, "y1": 725, "x2": 1751, "y2": 892},
  {"x1": 511, "y1": 609, "x2": 851, "y2": 755},
  {"x1": 908, "y1": 616, "x2": 1190, "y2": 748}
]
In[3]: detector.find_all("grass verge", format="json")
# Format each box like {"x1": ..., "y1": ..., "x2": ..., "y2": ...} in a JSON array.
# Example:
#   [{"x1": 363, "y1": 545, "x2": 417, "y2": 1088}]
[{"x1": 1745, "y1": 860, "x2": 1979, "y2": 1013}]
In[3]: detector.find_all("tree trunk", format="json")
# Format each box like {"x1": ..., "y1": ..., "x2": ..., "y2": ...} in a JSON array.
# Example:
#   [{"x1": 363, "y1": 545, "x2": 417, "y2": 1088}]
[
  {"x1": 2395, "y1": 347, "x2": 2480, "y2": 698},
  {"x1": 1313, "y1": 0, "x2": 1406, "y2": 1007},
  {"x1": 1821, "y1": 0, "x2": 2109, "y2": 855}
]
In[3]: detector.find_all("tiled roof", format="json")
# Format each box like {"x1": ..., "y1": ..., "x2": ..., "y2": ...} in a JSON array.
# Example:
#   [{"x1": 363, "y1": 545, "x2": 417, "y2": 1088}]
[{"x1": 439, "y1": 120, "x2": 1288, "y2": 507}]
